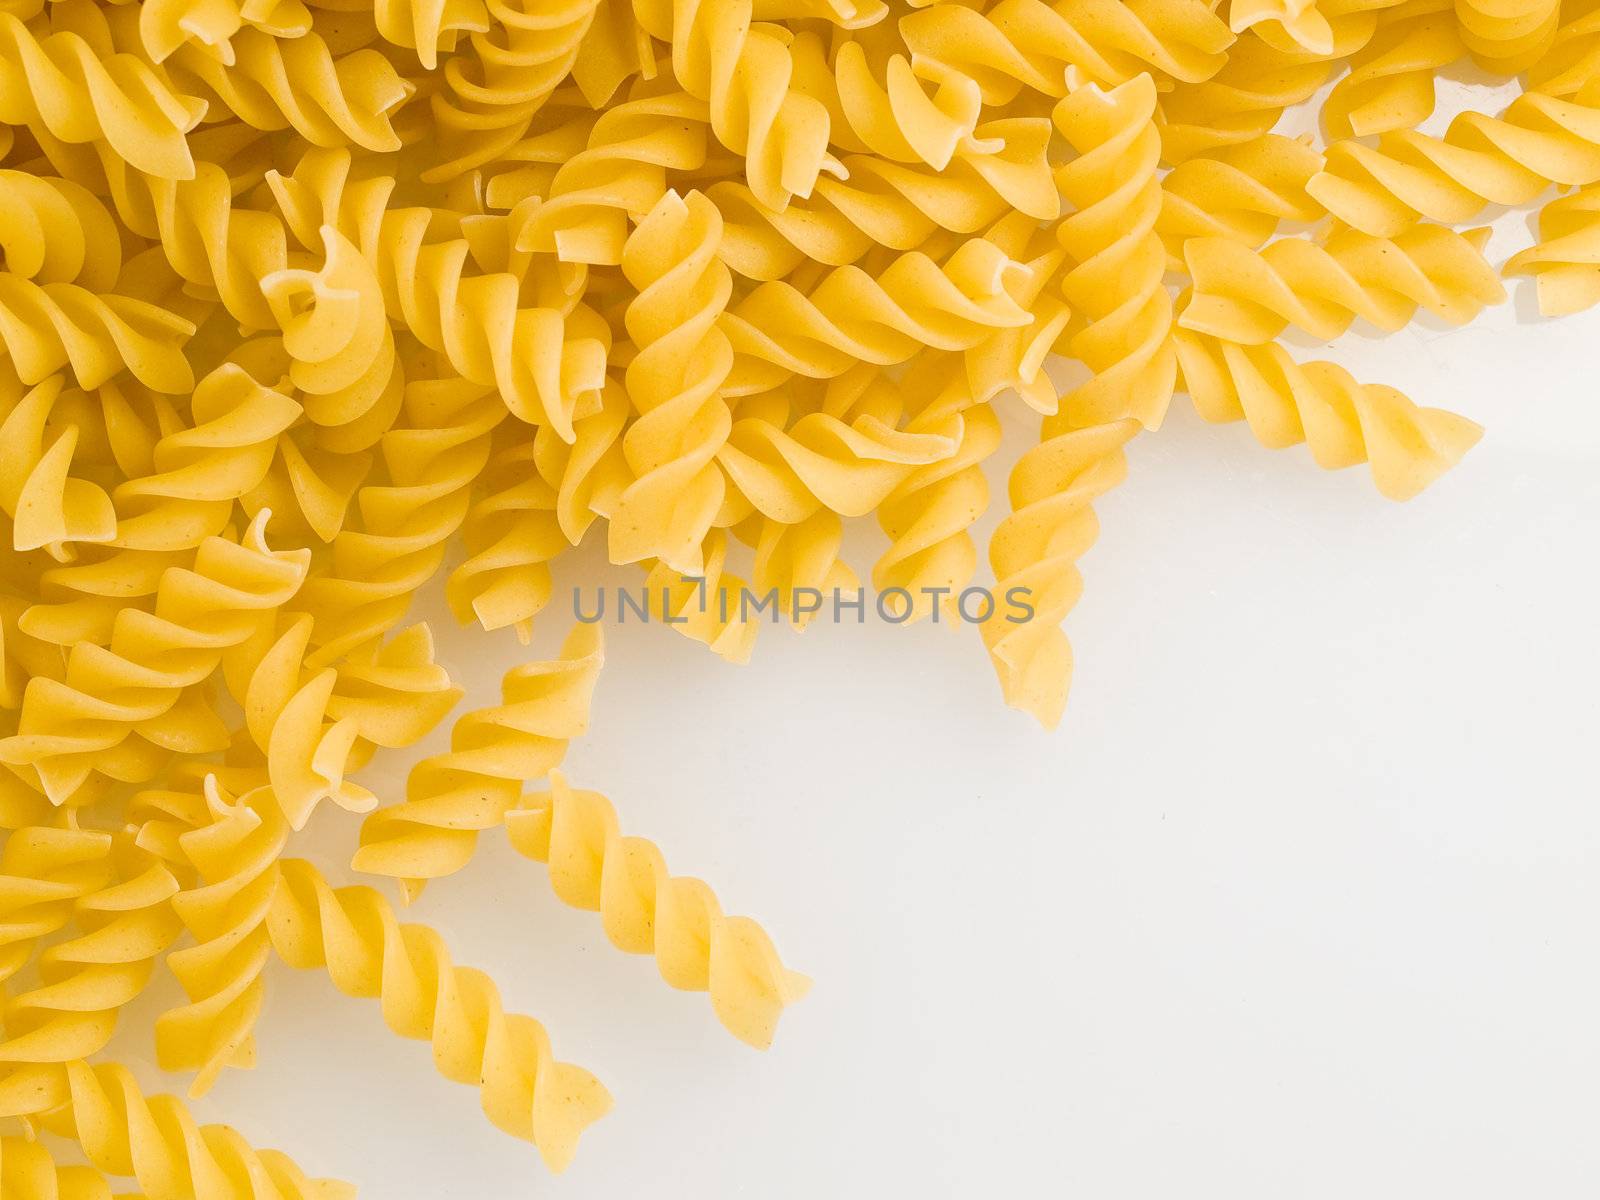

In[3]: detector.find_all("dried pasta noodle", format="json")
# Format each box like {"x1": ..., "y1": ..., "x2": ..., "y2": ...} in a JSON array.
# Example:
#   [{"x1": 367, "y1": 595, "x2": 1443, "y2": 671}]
[{"x1": 0, "y1": 0, "x2": 1583, "y2": 1186}]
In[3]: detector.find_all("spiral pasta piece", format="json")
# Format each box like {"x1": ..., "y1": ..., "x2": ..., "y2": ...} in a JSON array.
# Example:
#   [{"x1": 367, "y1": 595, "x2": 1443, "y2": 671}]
[
  {"x1": 1322, "y1": 0, "x2": 1462, "y2": 138},
  {"x1": 1053, "y1": 74, "x2": 1175, "y2": 429},
  {"x1": 792, "y1": 35, "x2": 982, "y2": 169},
  {"x1": 532, "y1": 373, "x2": 632, "y2": 544},
  {"x1": 0, "y1": 11, "x2": 204, "y2": 180},
  {"x1": 268, "y1": 856, "x2": 609, "y2": 1171},
  {"x1": 224, "y1": 612, "x2": 374, "y2": 830},
  {"x1": 373, "y1": 0, "x2": 490, "y2": 68},
  {"x1": 1504, "y1": 184, "x2": 1600, "y2": 314},
  {"x1": 0, "y1": 171, "x2": 121, "y2": 290},
  {"x1": 1175, "y1": 327, "x2": 1483, "y2": 498},
  {"x1": 0, "y1": 512, "x2": 308, "y2": 802},
  {"x1": 0, "y1": 375, "x2": 117, "y2": 560},
  {"x1": 1528, "y1": 0, "x2": 1600, "y2": 98},
  {"x1": 0, "y1": 1133, "x2": 124, "y2": 1199},
  {"x1": 897, "y1": 0, "x2": 1233, "y2": 105},
  {"x1": 352, "y1": 622, "x2": 600, "y2": 899},
  {"x1": 606, "y1": 190, "x2": 733, "y2": 572},
  {"x1": 1230, "y1": 0, "x2": 1340, "y2": 53},
  {"x1": 137, "y1": 0, "x2": 313, "y2": 64},
  {"x1": 0, "y1": 274, "x2": 195, "y2": 394},
  {"x1": 0, "y1": 1059, "x2": 353, "y2": 1200},
  {"x1": 423, "y1": 0, "x2": 602, "y2": 180},
  {"x1": 1455, "y1": 0, "x2": 1557, "y2": 71},
  {"x1": 294, "y1": 370, "x2": 504, "y2": 664},
  {"x1": 716, "y1": 366, "x2": 962, "y2": 524},
  {"x1": 873, "y1": 376, "x2": 1001, "y2": 625},
  {"x1": 1158, "y1": 35, "x2": 1334, "y2": 163},
  {"x1": 721, "y1": 238, "x2": 1032, "y2": 395},
  {"x1": 154, "y1": 776, "x2": 283, "y2": 1098},
  {"x1": 1309, "y1": 84, "x2": 1600, "y2": 236},
  {"x1": 642, "y1": 527, "x2": 762, "y2": 661},
  {"x1": 982, "y1": 417, "x2": 1137, "y2": 728},
  {"x1": 267, "y1": 149, "x2": 606, "y2": 440},
  {"x1": 743, "y1": 509, "x2": 857, "y2": 627},
  {"x1": 1158, "y1": 134, "x2": 1326, "y2": 268},
  {"x1": 501, "y1": 91, "x2": 709, "y2": 267},
  {"x1": 446, "y1": 438, "x2": 565, "y2": 638},
  {"x1": 111, "y1": 365, "x2": 301, "y2": 552},
  {"x1": 707, "y1": 116, "x2": 1060, "y2": 280},
  {"x1": 0, "y1": 836, "x2": 181, "y2": 1066},
  {"x1": 1181, "y1": 224, "x2": 1504, "y2": 344},
  {"x1": 169, "y1": 29, "x2": 413, "y2": 151},
  {"x1": 0, "y1": 825, "x2": 114, "y2": 989},
  {"x1": 505, "y1": 771, "x2": 810, "y2": 1049},
  {"x1": 630, "y1": 0, "x2": 839, "y2": 208}
]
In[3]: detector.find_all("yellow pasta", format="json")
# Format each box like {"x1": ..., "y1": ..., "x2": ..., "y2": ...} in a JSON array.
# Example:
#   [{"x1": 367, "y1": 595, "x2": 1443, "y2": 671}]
[
  {"x1": 0, "y1": 0, "x2": 1589, "y2": 1182},
  {"x1": 505, "y1": 771, "x2": 811, "y2": 1049}
]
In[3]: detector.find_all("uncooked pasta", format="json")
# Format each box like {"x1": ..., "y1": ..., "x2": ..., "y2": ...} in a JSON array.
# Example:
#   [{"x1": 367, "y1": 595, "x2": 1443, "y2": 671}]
[{"x1": 0, "y1": 0, "x2": 1589, "y2": 1186}]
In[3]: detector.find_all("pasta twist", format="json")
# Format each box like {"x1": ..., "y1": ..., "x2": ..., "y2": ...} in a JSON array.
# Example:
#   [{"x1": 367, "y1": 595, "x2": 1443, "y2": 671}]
[
  {"x1": 873, "y1": 377, "x2": 1001, "y2": 625},
  {"x1": 0, "y1": 11, "x2": 204, "y2": 180},
  {"x1": 0, "y1": 273, "x2": 195, "y2": 393},
  {"x1": 111, "y1": 364, "x2": 302, "y2": 552},
  {"x1": 424, "y1": 0, "x2": 602, "y2": 180},
  {"x1": 609, "y1": 190, "x2": 732, "y2": 573},
  {"x1": 0, "y1": 512, "x2": 309, "y2": 803},
  {"x1": 1504, "y1": 183, "x2": 1600, "y2": 314},
  {"x1": 1308, "y1": 83, "x2": 1600, "y2": 235},
  {"x1": 0, "y1": 375, "x2": 117, "y2": 560},
  {"x1": 743, "y1": 509, "x2": 858, "y2": 626},
  {"x1": 0, "y1": 1133, "x2": 124, "y2": 1199},
  {"x1": 154, "y1": 776, "x2": 284, "y2": 1098},
  {"x1": 1528, "y1": 0, "x2": 1600, "y2": 98},
  {"x1": 707, "y1": 116, "x2": 1060, "y2": 280},
  {"x1": 258, "y1": 228, "x2": 402, "y2": 456},
  {"x1": 326, "y1": 623, "x2": 464, "y2": 755},
  {"x1": 0, "y1": 836, "x2": 181, "y2": 1066},
  {"x1": 642, "y1": 528, "x2": 762, "y2": 661},
  {"x1": 296, "y1": 370, "x2": 504, "y2": 665},
  {"x1": 0, "y1": 1059, "x2": 353, "y2": 1199},
  {"x1": 1175, "y1": 327, "x2": 1484, "y2": 498},
  {"x1": 136, "y1": 0, "x2": 313, "y2": 64},
  {"x1": 0, "y1": 825, "x2": 114, "y2": 988},
  {"x1": 896, "y1": 0, "x2": 1233, "y2": 105},
  {"x1": 982, "y1": 417, "x2": 1137, "y2": 728},
  {"x1": 1454, "y1": 0, "x2": 1557, "y2": 71},
  {"x1": 169, "y1": 30, "x2": 414, "y2": 152},
  {"x1": 501, "y1": 91, "x2": 709, "y2": 267},
  {"x1": 1157, "y1": 134, "x2": 1326, "y2": 268},
  {"x1": 630, "y1": 0, "x2": 839, "y2": 208},
  {"x1": 268, "y1": 857, "x2": 609, "y2": 1171},
  {"x1": 268, "y1": 150, "x2": 607, "y2": 440},
  {"x1": 224, "y1": 611, "x2": 375, "y2": 830},
  {"x1": 12, "y1": 544, "x2": 186, "y2": 658},
  {"x1": 1180, "y1": 224, "x2": 1505, "y2": 344},
  {"x1": 352, "y1": 622, "x2": 602, "y2": 900},
  {"x1": 446, "y1": 437, "x2": 564, "y2": 638},
  {"x1": 532, "y1": 373, "x2": 632, "y2": 544},
  {"x1": 1322, "y1": 0, "x2": 1462, "y2": 138},
  {"x1": 1158, "y1": 36, "x2": 1334, "y2": 163},
  {"x1": 716, "y1": 365, "x2": 963, "y2": 524},
  {"x1": 721, "y1": 239, "x2": 1032, "y2": 395},
  {"x1": 1053, "y1": 74, "x2": 1175, "y2": 429},
  {"x1": 505, "y1": 771, "x2": 810, "y2": 1049},
  {"x1": 0, "y1": 171, "x2": 121, "y2": 290},
  {"x1": 373, "y1": 0, "x2": 490, "y2": 69}
]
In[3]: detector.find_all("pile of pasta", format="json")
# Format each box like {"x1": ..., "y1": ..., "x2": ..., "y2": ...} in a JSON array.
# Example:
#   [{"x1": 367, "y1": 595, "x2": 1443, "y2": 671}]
[{"x1": 0, "y1": 0, "x2": 1593, "y2": 1185}]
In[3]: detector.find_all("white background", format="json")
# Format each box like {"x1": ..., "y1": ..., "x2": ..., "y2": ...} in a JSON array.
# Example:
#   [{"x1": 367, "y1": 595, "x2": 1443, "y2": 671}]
[{"x1": 104, "y1": 81, "x2": 1600, "y2": 1200}]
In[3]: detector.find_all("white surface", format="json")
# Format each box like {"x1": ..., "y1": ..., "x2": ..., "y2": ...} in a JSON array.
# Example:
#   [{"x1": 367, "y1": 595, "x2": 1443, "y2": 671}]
[{"x1": 107, "y1": 86, "x2": 1600, "y2": 1199}]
